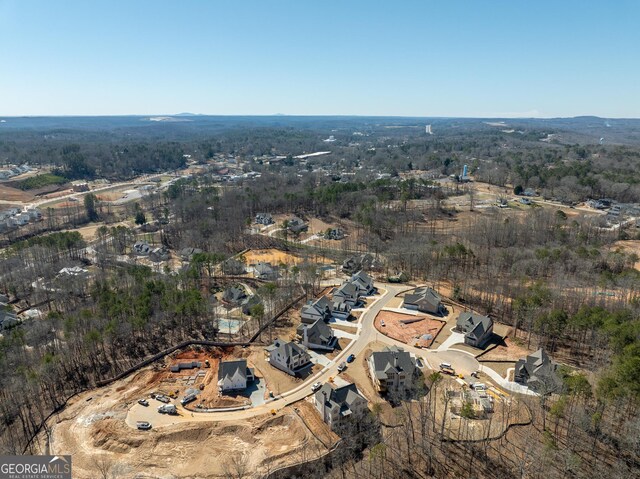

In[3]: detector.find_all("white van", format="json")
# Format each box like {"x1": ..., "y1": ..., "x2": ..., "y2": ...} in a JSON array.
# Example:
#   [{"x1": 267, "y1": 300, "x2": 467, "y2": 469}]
[{"x1": 439, "y1": 362, "x2": 452, "y2": 370}]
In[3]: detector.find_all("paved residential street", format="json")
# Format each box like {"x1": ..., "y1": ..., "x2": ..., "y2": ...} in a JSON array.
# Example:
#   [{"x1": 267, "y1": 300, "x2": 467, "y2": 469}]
[{"x1": 126, "y1": 281, "x2": 535, "y2": 427}]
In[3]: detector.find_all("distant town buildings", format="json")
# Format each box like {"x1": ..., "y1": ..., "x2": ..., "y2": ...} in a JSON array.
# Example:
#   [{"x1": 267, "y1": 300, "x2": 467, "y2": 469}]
[
  {"x1": 0, "y1": 164, "x2": 30, "y2": 180},
  {"x1": 0, "y1": 207, "x2": 42, "y2": 233}
]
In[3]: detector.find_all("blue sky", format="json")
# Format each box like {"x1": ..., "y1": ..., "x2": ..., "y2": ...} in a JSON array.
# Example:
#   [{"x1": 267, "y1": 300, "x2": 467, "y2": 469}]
[{"x1": 1, "y1": 0, "x2": 639, "y2": 117}]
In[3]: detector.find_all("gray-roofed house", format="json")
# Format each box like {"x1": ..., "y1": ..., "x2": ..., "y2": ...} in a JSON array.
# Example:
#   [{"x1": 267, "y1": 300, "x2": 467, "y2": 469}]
[
  {"x1": 367, "y1": 346, "x2": 418, "y2": 395},
  {"x1": 217, "y1": 359, "x2": 255, "y2": 392},
  {"x1": 456, "y1": 312, "x2": 493, "y2": 348},
  {"x1": 297, "y1": 319, "x2": 337, "y2": 351},
  {"x1": 300, "y1": 296, "x2": 332, "y2": 324},
  {"x1": 314, "y1": 383, "x2": 368, "y2": 429},
  {"x1": 241, "y1": 294, "x2": 262, "y2": 315},
  {"x1": 223, "y1": 286, "x2": 247, "y2": 305},
  {"x1": 287, "y1": 216, "x2": 308, "y2": 234},
  {"x1": 255, "y1": 213, "x2": 274, "y2": 225},
  {"x1": 179, "y1": 247, "x2": 203, "y2": 261},
  {"x1": 254, "y1": 261, "x2": 278, "y2": 280},
  {"x1": 222, "y1": 258, "x2": 246, "y2": 275},
  {"x1": 331, "y1": 299, "x2": 352, "y2": 320},
  {"x1": 333, "y1": 282, "x2": 360, "y2": 307},
  {"x1": 0, "y1": 306, "x2": 19, "y2": 330},
  {"x1": 403, "y1": 287, "x2": 445, "y2": 315},
  {"x1": 514, "y1": 349, "x2": 563, "y2": 394},
  {"x1": 133, "y1": 241, "x2": 151, "y2": 256},
  {"x1": 268, "y1": 340, "x2": 312, "y2": 376},
  {"x1": 149, "y1": 247, "x2": 170, "y2": 262},
  {"x1": 341, "y1": 253, "x2": 381, "y2": 274},
  {"x1": 350, "y1": 271, "x2": 375, "y2": 295},
  {"x1": 325, "y1": 228, "x2": 345, "y2": 240}
]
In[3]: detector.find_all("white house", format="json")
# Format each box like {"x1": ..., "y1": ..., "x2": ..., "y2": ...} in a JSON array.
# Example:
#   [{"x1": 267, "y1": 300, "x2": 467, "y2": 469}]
[
  {"x1": 217, "y1": 359, "x2": 254, "y2": 392},
  {"x1": 267, "y1": 339, "x2": 311, "y2": 376}
]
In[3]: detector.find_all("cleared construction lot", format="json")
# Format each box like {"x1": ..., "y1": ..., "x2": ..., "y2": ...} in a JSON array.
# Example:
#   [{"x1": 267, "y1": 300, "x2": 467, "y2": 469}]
[
  {"x1": 42, "y1": 366, "x2": 335, "y2": 479},
  {"x1": 374, "y1": 310, "x2": 445, "y2": 348}
]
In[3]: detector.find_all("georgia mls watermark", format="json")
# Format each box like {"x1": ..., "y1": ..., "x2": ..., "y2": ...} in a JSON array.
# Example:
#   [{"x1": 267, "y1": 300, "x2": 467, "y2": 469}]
[{"x1": 0, "y1": 456, "x2": 71, "y2": 479}]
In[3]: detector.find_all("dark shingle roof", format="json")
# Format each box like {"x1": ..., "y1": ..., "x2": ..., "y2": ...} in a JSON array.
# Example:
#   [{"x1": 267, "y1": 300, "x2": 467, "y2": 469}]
[
  {"x1": 218, "y1": 359, "x2": 248, "y2": 382},
  {"x1": 457, "y1": 312, "x2": 492, "y2": 339},
  {"x1": 404, "y1": 287, "x2": 441, "y2": 308},
  {"x1": 369, "y1": 346, "x2": 416, "y2": 380}
]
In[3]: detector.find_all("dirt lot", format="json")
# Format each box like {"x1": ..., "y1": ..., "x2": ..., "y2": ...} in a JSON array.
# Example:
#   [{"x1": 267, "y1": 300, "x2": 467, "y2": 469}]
[
  {"x1": 294, "y1": 399, "x2": 341, "y2": 449},
  {"x1": 247, "y1": 346, "x2": 321, "y2": 396},
  {"x1": 0, "y1": 184, "x2": 34, "y2": 202},
  {"x1": 36, "y1": 355, "x2": 336, "y2": 479},
  {"x1": 141, "y1": 348, "x2": 254, "y2": 409},
  {"x1": 480, "y1": 360, "x2": 516, "y2": 379},
  {"x1": 340, "y1": 341, "x2": 390, "y2": 405},
  {"x1": 375, "y1": 311, "x2": 445, "y2": 348},
  {"x1": 477, "y1": 335, "x2": 532, "y2": 362},
  {"x1": 610, "y1": 240, "x2": 640, "y2": 270},
  {"x1": 244, "y1": 248, "x2": 332, "y2": 267},
  {"x1": 40, "y1": 373, "x2": 325, "y2": 479},
  {"x1": 56, "y1": 221, "x2": 131, "y2": 241}
]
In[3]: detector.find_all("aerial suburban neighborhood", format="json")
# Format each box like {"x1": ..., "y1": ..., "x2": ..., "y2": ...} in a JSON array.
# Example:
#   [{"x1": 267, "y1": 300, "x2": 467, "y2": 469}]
[{"x1": 1, "y1": 2, "x2": 639, "y2": 479}]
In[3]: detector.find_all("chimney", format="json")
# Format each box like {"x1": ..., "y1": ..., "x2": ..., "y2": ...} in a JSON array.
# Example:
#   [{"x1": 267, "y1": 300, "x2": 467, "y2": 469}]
[{"x1": 322, "y1": 391, "x2": 328, "y2": 423}]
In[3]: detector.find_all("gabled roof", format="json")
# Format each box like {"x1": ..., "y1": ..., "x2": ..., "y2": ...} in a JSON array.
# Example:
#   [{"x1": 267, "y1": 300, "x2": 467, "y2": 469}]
[
  {"x1": 515, "y1": 348, "x2": 563, "y2": 393},
  {"x1": 369, "y1": 346, "x2": 416, "y2": 380},
  {"x1": 218, "y1": 359, "x2": 247, "y2": 382},
  {"x1": 223, "y1": 286, "x2": 247, "y2": 303},
  {"x1": 316, "y1": 383, "x2": 366, "y2": 415},
  {"x1": 334, "y1": 282, "x2": 359, "y2": 298},
  {"x1": 301, "y1": 296, "x2": 332, "y2": 318},
  {"x1": 404, "y1": 287, "x2": 441, "y2": 308},
  {"x1": 298, "y1": 319, "x2": 334, "y2": 345},
  {"x1": 456, "y1": 312, "x2": 493, "y2": 339},
  {"x1": 271, "y1": 340, "x2": 309, "y2": 363},
  {"x1": 350, "y1": 270, "x2": 373, "y2": 289}
]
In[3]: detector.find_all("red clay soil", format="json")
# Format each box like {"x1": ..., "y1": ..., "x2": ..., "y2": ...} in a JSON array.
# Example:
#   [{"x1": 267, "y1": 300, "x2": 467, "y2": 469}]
[{"x1": 374, "y1": 311, "x2": 445, "y2": 348}]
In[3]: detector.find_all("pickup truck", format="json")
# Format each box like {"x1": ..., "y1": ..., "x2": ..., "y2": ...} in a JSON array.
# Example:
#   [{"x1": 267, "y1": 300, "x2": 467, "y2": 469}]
[{"x1": 337, "y1": 362, "x2": 347, "y2": 372}]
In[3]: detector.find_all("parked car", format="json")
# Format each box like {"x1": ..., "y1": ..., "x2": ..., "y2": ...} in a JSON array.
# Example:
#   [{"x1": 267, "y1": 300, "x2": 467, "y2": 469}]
[
  {"x1": 138, "y1": 399, "x2": 149, "y2": 407},
  {"x1": 380, "y1": 320, "x2": 386, "y2": 327},
  {"x1": 337, "y1": 362, "x2": 347, "y2": 372},
  {"x1": 136, "y1": 421, "x2": 152, "y2": 430},
  {"x1": 311, "y1": 382, "x2": 322, "y2": 392},
  {"x1": 440, "y1": 367, "x2": 456, "y2": 376},
  {"x1": 346, "y1": 354, "x2": 356, "y2": 363}
]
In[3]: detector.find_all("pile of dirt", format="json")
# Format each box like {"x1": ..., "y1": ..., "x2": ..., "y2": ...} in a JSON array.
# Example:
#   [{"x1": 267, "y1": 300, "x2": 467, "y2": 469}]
[{"x1": 92, "y1": 419, "x2": 146, "y2": 453}]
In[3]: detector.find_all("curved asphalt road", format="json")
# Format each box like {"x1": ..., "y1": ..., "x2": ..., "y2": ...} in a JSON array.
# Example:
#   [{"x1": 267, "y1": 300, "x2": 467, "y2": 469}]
[{"x1": 125, "y1": 282, "x2": 482, "y2": 427}]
